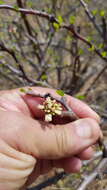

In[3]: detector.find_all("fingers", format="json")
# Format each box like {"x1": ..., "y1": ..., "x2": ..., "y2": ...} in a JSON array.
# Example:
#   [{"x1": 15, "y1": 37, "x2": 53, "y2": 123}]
[
  {"x1": 52, "y1": 148, "x2": 94, "y2": 173},
  {"x1": 0, "y1": 139, "x2": 36, "y2": 190},
  {"x1": 78, "y1": 147, "x2": 94, "y2": 160},
  {"x1": 0, "y1": 86, "x2": 100, "y2": 123},
  {"x1": 11, "y1": 111, "x2": 101, "y2": 159},
  {"x1": 53, "y1": 157, "x2": 82, "y2": 173},
  {"x1": 26, "y1": 147, "x2": 94, "y2": 186},
  {"x1": 50, "y1": 118, "x2": 100, "y2": 158},
  {"x1": 25, "y1": 118, "x2": 101, "y2": 159},
  {"x1": 0, "y1": 110, "x2": 101, "y2": 160},
  {"x1": 22, "y1": 87, "x2": 100, "y2": 122}
]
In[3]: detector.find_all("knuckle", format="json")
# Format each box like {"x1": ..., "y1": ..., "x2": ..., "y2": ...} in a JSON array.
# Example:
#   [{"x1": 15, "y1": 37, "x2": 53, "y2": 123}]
[
  {"x1": 54, "y1": 126, "x2": 72, "y2": 158},
  {"x1": 85, "y1": 118, "x2": 101, "y2": 140}
]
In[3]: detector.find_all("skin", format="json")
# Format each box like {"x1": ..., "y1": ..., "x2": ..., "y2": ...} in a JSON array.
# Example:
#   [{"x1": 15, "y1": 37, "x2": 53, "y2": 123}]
[{"x1": 0, "y1": 87, "x2": 102, "y2": 190}]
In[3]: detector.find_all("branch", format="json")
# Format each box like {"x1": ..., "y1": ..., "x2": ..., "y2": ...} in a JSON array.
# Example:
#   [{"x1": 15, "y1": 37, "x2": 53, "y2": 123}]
[
  {"x1": 16, "y1": 0, "x2": 33, "y2": 36},
  {"x1": 0, "y1": 61, "x2": 51, "y2": 88},
  {"x1": 0, "y1": 5, "x2": 107, "y2": 63},
  {"x1": 84, "y1": 64, "x2": 107, "y2": 94},
  {"x1": 79, "y1": 0, "x2": 102, "y2": 37},
  {"x1": 62, "y1": 25, "x2": 107, "y2": 62},
  {"x1": 0, "y1": 5, "x2": 58, "y2": 23},
  {"x1": 0, "y1": 40, "x2": 51, "y2": 88},
  {"x1": 28, "y1": 172, "x2": 68, "y2": 190},
  {"x1": 0, "y1": 69, "x2": 21, "y2": 85},
  {"x1": 77, "y1": 158, "x2": 107, "y2": 190},
  {"x1": 0, "y1": 41, "x2": 18, "y2": 63},
  {"x1": 28, "y1": 151, "x2": 103, "y2": 190}
]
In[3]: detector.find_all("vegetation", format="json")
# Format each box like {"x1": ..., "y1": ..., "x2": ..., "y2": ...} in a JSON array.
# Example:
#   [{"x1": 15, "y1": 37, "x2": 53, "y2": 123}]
[{"x1": 0, "y1": 0, "x2": 107, "y2": 189}]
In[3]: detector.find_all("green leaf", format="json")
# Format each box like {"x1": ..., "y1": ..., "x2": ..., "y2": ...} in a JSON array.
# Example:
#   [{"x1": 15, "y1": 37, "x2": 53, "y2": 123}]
[
  {"x1": 75, "y1": 94, "x2": 86, "y2": 100},
  {"x1": 57, "y1": 15, "x2": 63, "y2": 25},
  {"x1": 86, "y1": 36, "x2": 93, "y2": 42},
  {"x1": 101, "y1": 51, "x2": 107, "y2": 57},
  {"x1": 100, "y1": 10, "x2": 105, "y2": 17},
  {"x1": 19, "y1": 88, "x2": 26, "y2": 93},
  {"x1": 53, "y1": 23, "x2": 60, "y2": 30},
  {"x1": 78, "y1": 48, "x2": 84, "y2": 55},
  {"x1": 41, "y1": 74, "x2": 47, "y2": 81},
  {"x1": 13, "y1": 5, "x2": 19, "y2": 11},
  {"x1": 98, "y1": 43, "x2": 104, "y2": 49},
  {"x1": 69, "y1": 15, "x2": 76, "y2": 24},
  {"x1": 92, "y1": 9, "x2": 98, "y2": 16},
  {"x1": 56, "y1": 90, "x2": 65, "y2": 96},
  {"x1": 0, "y1": 0, "x2": 5, "y2": 4},
  {"x1": 88, "y1": 45, "x2": 95, "y2": 52}
]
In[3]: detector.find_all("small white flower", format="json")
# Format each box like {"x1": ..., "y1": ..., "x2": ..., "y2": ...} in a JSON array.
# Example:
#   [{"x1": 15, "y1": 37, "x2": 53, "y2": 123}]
[
  {"x1": 38, "y1": 96, "x2": 63, "y2": 122},
  {"x1": 45, "y1": 114, "x2": 52, "y2": 122},
  {"x1": 38, "y1": 104, "x2": 44, "y2": 110},
  {"x1": 54, "y1": 110, "x2": 62, "y2": 115}
]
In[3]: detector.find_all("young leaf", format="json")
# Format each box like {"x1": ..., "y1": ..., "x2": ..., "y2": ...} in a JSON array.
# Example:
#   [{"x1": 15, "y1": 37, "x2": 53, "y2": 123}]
[
  {"x1": 56, "y1": 90, "x2": 65, "y2": 96},
  {"x1": 53, "y1": 23, "x2": 60, "y2": 30},
  {"x1": 57, "y1": 15, "x2": 63, "y2": 25},
  {"x1": 75, "y1": 94, "x2": 86, "y2": 100},
  {"x1": 20, "y1": 88, "x2": 26, "y2": 93},
  {"x1": 100, "y1": 10, "x2": 105, "y2": 17},
  {"x1": 69, "y1": 15, "x2": 76, "y2": 24},
  {"x1": 41, "y1": 74, "x2": 47, "y2": 81},
  {"x1": 0, "y1": 0, "x2": 5, "y2": 5},
  {"x1": 88, "y1": 45, "x2": 95, "y2": 52},
  {"x1": 101, "y1": 51, "x2": 107, "y2": 57},
  {"x1": 92, "y1": 9, "x2": 98, "y2": 16}
]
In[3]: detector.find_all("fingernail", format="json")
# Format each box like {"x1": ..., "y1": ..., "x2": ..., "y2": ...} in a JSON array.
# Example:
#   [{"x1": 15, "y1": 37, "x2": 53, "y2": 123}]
[{"x1": 75, "y1": 119, "x2": 93, "y2": 138}]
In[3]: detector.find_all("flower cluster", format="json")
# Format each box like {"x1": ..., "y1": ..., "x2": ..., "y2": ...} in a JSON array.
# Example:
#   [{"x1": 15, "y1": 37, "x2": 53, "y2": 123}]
[{"x1": 38, "y1": 97, "x2": 62, "y2": 122}]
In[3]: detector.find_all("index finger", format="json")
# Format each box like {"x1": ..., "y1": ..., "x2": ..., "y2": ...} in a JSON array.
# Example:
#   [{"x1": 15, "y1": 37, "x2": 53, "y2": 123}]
[{"x1": 24, "y1": 87, "x2": 100, "y2": 123}]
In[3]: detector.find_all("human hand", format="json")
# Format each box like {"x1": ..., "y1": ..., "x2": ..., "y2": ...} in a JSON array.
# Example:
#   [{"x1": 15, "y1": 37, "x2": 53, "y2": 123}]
[{"x1": 0, "y1": 87, "x2": 101, "y2": 190}]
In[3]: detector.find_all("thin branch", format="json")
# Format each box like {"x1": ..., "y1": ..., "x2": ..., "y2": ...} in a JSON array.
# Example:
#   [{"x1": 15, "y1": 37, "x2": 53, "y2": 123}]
[
  {"x1": 0, "y1": 5, "x2": 106, "y2": 63},
  {"x1": 0, "y1": 69, "x2": 21, "y2": 85},
  {"x1": 0, "y1": 61, "x2": 51, "y2": 88},
  {"x1": 0, "y1": 5, "x2": 58, "y2": 23},
  {"x1": 0, "y1": 41, "x2": 18, "y2": 63},
  {"x1": 0, "y1": 40, "x2": 51, "y2": 88},
  {"x1": 16, "y1": 0, "x2": 33, "y2": 36},
  {"x1": 28, "y1": 172, "x2": 68, "y2": 190},
  {"x1": 62, "y1": 24, "x2": 107, "y2": 62},
  {"x1": 85, "y1": 64, "x2": 107, "y2": 94},
  {"x1": 79, "y1": 0, "x2": 102, "y2": 37},
  {"x1": 77, "y1": 158, "x2": 107, "y2": 190}
]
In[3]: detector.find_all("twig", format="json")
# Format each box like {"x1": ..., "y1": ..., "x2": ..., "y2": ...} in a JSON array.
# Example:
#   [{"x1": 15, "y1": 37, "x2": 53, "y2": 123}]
[
  {"x1": 0, "y1": 5, "x2": 107, "y2": 63},
  {"x1": 85, "y1": 64, "x2": 107, "y2": 94},
  {"x1": 27, "y1": 171, "x2": 68, "y2": 190},
  {"x1": 62, "y1": 24, "x2": 107, "y2": 62},
  {"x1": 77, "y1": 158, "x2": 107, "y2": 190},
  {"x1": 27, "y1": 151, "x2": 103, "y2": 190},
  {"x1": 79, "y1": 0, "x2": 102, "y2": 37},
  {"x1": 0, "y1": 61, "x2": 51, "y2": 88},
  {"x1": 0, "y1": 41, "x2": 18, "y2": 63},
  {"x1": 0, "y1": 5, "x2": 58, "y2": 23},
  {"x1": 0, "y1": 39, "x2": 51, "y2": 87},
  {"x1": 16, "y1": 0, "x2": 33, "y2": 36},
  {"x1": 0, "y1": 69, "x2": 21, "y2": 85}
]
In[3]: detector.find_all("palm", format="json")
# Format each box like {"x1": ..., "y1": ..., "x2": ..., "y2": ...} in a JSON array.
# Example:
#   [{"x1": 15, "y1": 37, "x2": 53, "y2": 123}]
[
  {"x1": 0, "y1": 88, "x2": 59, "y2": 186},
  {"x1": 0, "y1": 87, "x2": 100, "y2": 187}
]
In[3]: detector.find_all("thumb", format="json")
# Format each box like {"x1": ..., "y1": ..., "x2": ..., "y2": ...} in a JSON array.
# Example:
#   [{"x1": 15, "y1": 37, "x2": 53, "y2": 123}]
[
  {"x1": 0, "y1": 110, "x2": 101, "y2": 159},
  {"x1": 18, "y1": 115, "x2": 101, "y2": 159}
]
